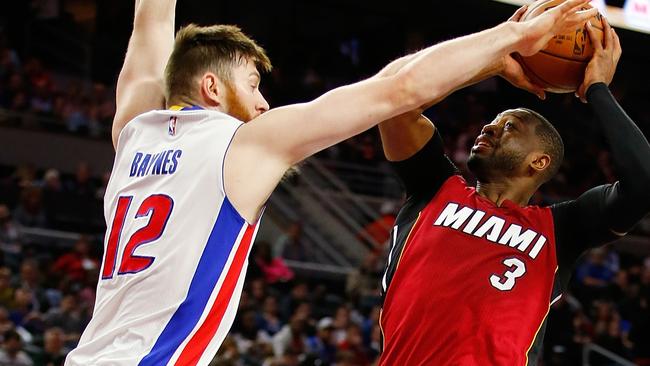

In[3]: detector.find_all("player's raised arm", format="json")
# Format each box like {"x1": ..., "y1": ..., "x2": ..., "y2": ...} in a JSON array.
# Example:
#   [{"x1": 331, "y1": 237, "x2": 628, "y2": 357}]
[
  {"x1": 111, "y1": 0, "x2": 177, "y2": 149},
  {"x1": 553, "y1": 19, "x2": 650, "y2": 264},
  {"x1": 225, "y1": 0, "x2": 597, "y2": 222}
]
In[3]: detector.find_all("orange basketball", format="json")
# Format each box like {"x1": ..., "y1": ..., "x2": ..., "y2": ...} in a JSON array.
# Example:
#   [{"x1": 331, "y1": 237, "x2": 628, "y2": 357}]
[{"x1": 519, "y1": 0, "x2": 604, "y2": 93}]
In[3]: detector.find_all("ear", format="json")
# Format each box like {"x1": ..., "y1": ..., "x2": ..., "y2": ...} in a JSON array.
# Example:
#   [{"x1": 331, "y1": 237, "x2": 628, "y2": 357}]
[
  {"x1": 199, "y1": 72, "x2": 222, "y2": 107},
  {"x1": 529, "y1": 152, "x2": 551, "y2": 176}
]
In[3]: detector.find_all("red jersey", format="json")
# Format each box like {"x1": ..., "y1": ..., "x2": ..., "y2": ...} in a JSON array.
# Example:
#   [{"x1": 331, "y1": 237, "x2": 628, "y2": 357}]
[
  {"x1": 380, "y1": 175, "x2": 560, "y2": 365},
  {"x1": 379, "y1": 85, "x2": 650, "y2": 366}
]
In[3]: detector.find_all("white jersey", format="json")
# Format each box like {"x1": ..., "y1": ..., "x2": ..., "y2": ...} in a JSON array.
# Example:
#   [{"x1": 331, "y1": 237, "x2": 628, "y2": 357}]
[{"x1": 67, "y1": 108, "x2": 261, "y2": 366}]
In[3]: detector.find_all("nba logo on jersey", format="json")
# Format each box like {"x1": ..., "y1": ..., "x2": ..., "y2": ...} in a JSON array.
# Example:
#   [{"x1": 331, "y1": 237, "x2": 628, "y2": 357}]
[{"x1": 168, "y1": 116, "x2": 177, "y2": 136}]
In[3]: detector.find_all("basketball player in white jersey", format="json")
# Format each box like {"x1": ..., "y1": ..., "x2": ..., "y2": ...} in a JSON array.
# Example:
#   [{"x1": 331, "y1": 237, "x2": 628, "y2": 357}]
[{"x1": 66, "y1": 0, "x2": 597, "y2": 364}]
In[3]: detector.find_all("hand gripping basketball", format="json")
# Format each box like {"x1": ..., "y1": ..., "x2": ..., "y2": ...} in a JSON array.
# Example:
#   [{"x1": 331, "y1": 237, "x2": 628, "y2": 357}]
[
  {"x1": 515, "y1": 0, "x2": 598, "y2": 57},
  {"x1": 576, "y1": 19, "x2": 622, "y2": 102},
  {"x1": 517, "y1": 0, "x2": 605, "y2": 93}
]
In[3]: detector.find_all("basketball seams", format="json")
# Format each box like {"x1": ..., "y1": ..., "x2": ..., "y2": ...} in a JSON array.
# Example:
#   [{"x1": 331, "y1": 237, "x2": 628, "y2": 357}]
[{"x1": 538, "y1": 50, "x2": 590, "y2": 63}]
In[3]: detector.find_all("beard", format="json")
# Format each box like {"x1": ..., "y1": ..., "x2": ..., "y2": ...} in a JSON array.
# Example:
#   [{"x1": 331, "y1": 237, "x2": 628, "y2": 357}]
[
  {"x1": 223, "y1": 83, "x2": 254, "y2": 122},
  {"x1": 467, "y1": 147, "x2": 526, "y2": 182}
]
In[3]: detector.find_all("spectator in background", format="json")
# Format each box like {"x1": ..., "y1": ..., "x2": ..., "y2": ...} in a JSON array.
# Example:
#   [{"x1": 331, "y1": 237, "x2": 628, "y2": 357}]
[
  {"x1": 23, "y1": 58, "x2": 51, "y2": 95},
  {"x1": 65, "y1": 98, "x2": 90, "y2": 135},
  {"x1": 231, "y1": 310, "x2": 272, "y2": 359},
  {"x1": 345, "y1": 254, "x2": 381, "y2": 308},
  {"x1": 30, "y1": 81, "x2": 54, "y2": 116},
  {"x1": 0, "y1": 329, "x2": 33, "y2": 366},
  {"x1": 8, "y1": 288, "x2": 43, "y2": 335},
  {"x1": 0, "y1": 307, "x2": 14, "y2": 334},
  {"x1": 336, "y1": 324, "x2": 370, "y2": 366},
  {"x1": 0, "y1": 268, "x2": 14, "y2": 309},
  {"x1": 16, "y1": 260, "x2": 49, "y2": 314},
  {"x1": 13, "y1": 186, "x2": 47, "y2": 228},
  {"x1": 357, "y1": 201, "x2": 396, "y2": 251},
  {"x1": 41, "y1": 169, "x2": 64, "y2": 227},
  {"x1": 51, "y1": 236, "x2": 99, "y2": 284},
  {"x1": 252, "y1": 241, "x2": 294, "y2": 285},
  {"x1": 274, "y1": 222, "x2": 306, "y2": 262},
  {"x1": 257, "y1": 295, "x2": 282, "y2": 336},
  {"x1": 0, "y1": 205, "x2": 22, "y2": 268},
  {"x1": 37, "y1": 327, "x2": 67, "y2": 366},
  {"x1": 271, "y1": 314, "x2": 308, "y2": 358},
  {"x1": 331, "y1": 305, "x2": 351, "y2": 345},
  {"x1": 576, "y1": 248, "x2": 617, "y2": 304},
  {"x1": 43, "y1": 294, "x2": 87, "y2": 347},
  {"x1": 280, "y1": 282, "x2": 310, "y2": 322},
  {"x1": 65, "y1": 162, "x2": 95, "y2": 199},
  {"x1": 0, "y1": 32, "x2": 21, "y2": 80}
]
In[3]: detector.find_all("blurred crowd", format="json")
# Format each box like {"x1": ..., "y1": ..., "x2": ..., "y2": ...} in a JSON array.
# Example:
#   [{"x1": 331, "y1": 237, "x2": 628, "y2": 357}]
[
  {"x1": 1, "y1": 30, "x2": 115, "y2": 138},
  {"x1": 2, "y1": 3, "x2": 650, "y2": 365}
]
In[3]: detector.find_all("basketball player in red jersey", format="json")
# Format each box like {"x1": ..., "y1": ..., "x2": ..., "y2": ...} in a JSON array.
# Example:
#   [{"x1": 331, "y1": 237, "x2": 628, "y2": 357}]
[{"x1": 376, "y1": 7, "x2": 650, "y2": 366}]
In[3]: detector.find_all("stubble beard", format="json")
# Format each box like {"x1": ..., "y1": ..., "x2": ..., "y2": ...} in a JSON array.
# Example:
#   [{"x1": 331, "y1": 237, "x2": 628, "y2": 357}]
[
  {"x1": 224, "y1": 83, "x2": 254, "y2": 122},
  {"x1": 467, "y1": 148, "x2": 525, "y2": 182}
]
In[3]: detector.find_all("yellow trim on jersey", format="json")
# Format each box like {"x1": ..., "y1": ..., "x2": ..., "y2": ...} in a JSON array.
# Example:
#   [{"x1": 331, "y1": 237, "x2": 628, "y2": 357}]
[
  {"x1": 379, "y1": 308, "x2": 385, "y2": 352},
  {"x1": 524, "y1": 265, "x2": 559, "y2": 366},
  {"x1": 169, "y1": 105, "x2": 185, "y2": 111}
]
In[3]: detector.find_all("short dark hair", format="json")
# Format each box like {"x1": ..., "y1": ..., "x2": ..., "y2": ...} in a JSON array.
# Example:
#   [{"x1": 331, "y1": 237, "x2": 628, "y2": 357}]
[
  {"x1": 165, "y1": 24, "x2": 272, "y2": 103},
  {"x1": 507, "y1": 108, "x2": 564, "y2": 183}
]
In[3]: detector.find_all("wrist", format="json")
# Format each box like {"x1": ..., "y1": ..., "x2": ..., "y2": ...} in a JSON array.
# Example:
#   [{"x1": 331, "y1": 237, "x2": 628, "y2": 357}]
[
  {"x1": 505, "y1": 21, "x2": 527, "y2": 55},
  {"x1": 586, "y1": 82, "x2": 608, "y2": 101}
]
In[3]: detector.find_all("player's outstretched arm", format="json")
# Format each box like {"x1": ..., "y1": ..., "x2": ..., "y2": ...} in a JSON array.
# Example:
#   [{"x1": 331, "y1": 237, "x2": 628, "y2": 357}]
[
  {"x1": 225, "y1": 0, "x2": 597, "y2": 222},
  {"x1": 553, "y1": 19, "x2": 650, "y2": 270},
  {"x1": 378, "y1": 4, "x2": 550, "y2": 162},
  {"x1": 111, "y1": 0, "x2": 177, "y2": 149}
]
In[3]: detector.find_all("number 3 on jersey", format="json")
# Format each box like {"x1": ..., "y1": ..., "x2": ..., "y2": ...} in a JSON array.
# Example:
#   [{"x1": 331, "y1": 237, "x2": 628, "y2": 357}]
[
  {"x1": 490, "y1": 257, "x2": 526, "y2": 291},
  {"x1": 102, "y1": 194, "x2": 174, "y2": 279}
]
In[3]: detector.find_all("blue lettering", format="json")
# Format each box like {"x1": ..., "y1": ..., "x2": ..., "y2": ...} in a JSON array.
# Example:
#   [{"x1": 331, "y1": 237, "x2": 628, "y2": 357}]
[
  {"x1": 137, "y1": 154, "x2": 152, "y2": 177},
  {"x1": 146, "y1": 153, "x2": 160, "y2": 176},
  {"x1": 162, "y1": 150, "x2": 173, "y2": 174},
  {"x1": 152, "y1": 153, "x2": 165, "y2": 175},
  {"x1": 130, "y1": 153, "x2": 143, "y2": 177},
  {"x1": 169, "y1": 150, "x2": 182, "y2": 174}
]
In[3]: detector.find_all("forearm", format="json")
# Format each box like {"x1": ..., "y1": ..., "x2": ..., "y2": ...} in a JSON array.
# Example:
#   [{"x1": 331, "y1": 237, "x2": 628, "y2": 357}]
[
  {"x1": 587, "y1": 83, "x2": 650, "y2": 201},
  {"x1": 395, "y1": 22, "x2": 521, "y2": 107},
  {"x1": 133, "y1": 0, "x2": 177, "y2": 28},
  {"x1": 112, "y1": 0, "x2": 177, "y2": 147},
  {"x1": 378, "y1": 44, "x2": 506, "y2": 161}
]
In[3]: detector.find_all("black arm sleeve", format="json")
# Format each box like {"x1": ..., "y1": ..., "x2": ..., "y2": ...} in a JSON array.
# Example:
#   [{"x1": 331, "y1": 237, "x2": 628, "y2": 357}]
[
  {"x1": 552, "y1": 83, "x2": 650, "y2": 286},
  {"x1": 390, "y1": 130, "x2": 458, "y2": 224}
]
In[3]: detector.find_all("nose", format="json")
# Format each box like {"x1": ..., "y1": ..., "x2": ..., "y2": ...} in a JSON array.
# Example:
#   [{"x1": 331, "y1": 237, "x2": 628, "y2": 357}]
[
  {"x1": 481, "y1": 123, "x2": 499, "y2": 137},
  {"x1": 257, "y1": 94, "x2": 270, "y2": 114}
]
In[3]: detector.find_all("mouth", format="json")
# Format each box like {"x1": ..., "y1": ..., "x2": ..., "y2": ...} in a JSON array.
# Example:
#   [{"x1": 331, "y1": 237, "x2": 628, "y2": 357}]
[{"x1": 472, "y1": 135, "x2": 494, "y2": 151}]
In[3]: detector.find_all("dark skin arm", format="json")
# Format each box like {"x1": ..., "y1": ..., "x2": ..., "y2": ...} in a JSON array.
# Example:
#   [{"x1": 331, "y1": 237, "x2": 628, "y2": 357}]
[{"x1": 553, "y1": 19, "x2": 650, "y2": 286}]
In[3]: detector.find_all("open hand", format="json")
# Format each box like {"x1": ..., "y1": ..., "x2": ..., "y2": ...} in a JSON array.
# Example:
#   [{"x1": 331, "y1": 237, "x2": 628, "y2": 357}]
[
  {"x1": 516, "y1": 0, "x2": 599, "y2": 57},
  {"x1": 500, "y1": 5, "x2": 547, "y2": 99}
]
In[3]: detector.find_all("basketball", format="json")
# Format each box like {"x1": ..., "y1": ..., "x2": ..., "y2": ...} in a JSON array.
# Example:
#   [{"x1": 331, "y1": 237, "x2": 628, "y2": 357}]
[{"x1": 519, "y1": 0, "x2": 604, "y2": 93}]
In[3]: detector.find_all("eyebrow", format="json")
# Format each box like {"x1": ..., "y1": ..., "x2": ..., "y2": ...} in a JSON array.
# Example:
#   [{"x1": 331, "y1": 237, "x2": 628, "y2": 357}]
[{"x1": 249, "y1": 72, "x2": 261, "y2": 82}]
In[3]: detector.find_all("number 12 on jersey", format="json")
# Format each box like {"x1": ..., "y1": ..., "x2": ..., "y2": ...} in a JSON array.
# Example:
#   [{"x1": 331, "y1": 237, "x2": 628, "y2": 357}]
[{"x1": 102, "y1": 194, "x2": 174, "y2": 279}]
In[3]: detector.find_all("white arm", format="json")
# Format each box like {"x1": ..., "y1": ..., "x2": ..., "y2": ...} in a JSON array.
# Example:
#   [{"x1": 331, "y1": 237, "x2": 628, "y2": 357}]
[
  {"x1": 226, "y1": 0, "x2": 596, "y2": 222},
  {"x1": 111, "y1": 0, "x2": 177, "y2": 149}
]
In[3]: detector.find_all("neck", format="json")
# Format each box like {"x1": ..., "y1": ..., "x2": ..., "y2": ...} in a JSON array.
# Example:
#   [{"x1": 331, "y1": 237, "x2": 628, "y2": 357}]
[
  {"x1": 167, "y1": 96, "x2": 221, "y2": 112},
  {"x1": 475, "y1": 178, "x2": 535, "y2": 207}
]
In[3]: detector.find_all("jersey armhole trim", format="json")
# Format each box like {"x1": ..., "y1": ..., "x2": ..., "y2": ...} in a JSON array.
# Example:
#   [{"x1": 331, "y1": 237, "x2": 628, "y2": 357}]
[{"x1": 222, "y1": 122, "x2": 260, "y2": 226}]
